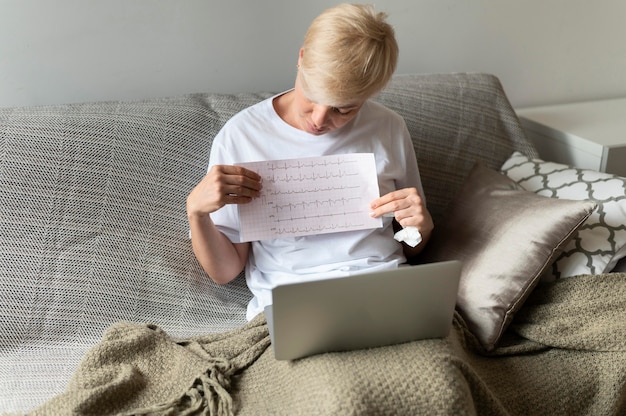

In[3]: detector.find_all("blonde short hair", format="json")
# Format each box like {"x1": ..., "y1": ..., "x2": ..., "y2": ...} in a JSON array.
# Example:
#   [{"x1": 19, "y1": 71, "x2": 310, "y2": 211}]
[{"x1": 299, "y1": 3, "x2": 399, "y2": 106}]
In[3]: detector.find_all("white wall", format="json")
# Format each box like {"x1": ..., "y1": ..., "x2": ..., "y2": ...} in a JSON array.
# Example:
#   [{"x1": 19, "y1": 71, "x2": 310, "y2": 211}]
[{"x1": 1, "y1": 0, "x2": 625, "y2": 109}]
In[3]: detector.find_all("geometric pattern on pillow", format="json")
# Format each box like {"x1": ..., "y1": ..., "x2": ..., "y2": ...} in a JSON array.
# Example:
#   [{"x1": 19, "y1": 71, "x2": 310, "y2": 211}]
[{"x1": 501, "y1": 151, "x2": 626, "y2": 279}]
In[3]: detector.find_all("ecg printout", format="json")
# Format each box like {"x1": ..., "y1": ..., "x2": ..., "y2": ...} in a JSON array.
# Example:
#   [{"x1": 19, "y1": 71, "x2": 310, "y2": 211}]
[{"x1": 237, "y1": 153, "x2": 382, "y2": 242}]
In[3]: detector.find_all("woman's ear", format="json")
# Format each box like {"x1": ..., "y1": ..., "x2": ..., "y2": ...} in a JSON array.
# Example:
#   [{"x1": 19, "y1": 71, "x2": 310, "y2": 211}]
[{"x1": 298, "y1": 48, "x2": 304, "y2": 66}]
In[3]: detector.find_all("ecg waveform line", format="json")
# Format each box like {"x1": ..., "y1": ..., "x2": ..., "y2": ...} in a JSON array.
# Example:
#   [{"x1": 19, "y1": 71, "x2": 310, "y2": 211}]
[
  {"x1": 271, "y1": 197, "x2": 361, "y2": 213},
  {"x1": 268, "y1": 185, "x2": 360, "y2": 196},
  {"x1": 266, "y1": 170, "x2": 360, "y2": 183},
  {"x1": 272, "y1": 210, "x2": 364, "y2": 223},
  {"x1": 271, "y1": 221, "x2": 367, "y2": 236},
  {"x1": 265, "y1": 159, "x2": 360, "y2": 172}
]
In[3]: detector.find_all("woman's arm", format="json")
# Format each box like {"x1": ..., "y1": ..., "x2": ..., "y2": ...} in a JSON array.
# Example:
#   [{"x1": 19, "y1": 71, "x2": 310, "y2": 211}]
[
  {"x1": 187, "y1": 211, "x2": 250, "y2": 284},
  {"x1": 186, "y1": 164, "x2": 262, "y2": 284}
]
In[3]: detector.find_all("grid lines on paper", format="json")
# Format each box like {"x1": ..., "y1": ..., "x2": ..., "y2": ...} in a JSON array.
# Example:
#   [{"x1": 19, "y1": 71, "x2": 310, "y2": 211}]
[{"x1": 237, "y1": 153, "x2": 381, "y2": 241}]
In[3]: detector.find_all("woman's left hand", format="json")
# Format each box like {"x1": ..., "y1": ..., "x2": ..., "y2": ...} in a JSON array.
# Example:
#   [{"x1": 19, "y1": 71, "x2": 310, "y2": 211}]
[{"x1": 369, "y1": 187, "x2": 434, "y2": 253}]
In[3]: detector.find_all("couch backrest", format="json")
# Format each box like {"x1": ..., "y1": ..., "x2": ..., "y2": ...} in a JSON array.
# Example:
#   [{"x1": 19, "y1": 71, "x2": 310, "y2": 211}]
[
  {"x1": 0, "y1": 73, "x2": 537, "y2": 351},
  {"x1": 0, "y1": 92, "x2": 271, "y2": 348},
  {"x1": 375, "y1": 73, "x2": 537, "y2": 225}
]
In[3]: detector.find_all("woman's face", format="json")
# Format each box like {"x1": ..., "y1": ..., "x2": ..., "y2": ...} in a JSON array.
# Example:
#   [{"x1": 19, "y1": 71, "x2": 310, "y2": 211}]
[{"x1": 290, "y1": 74, "x2": 363, "y2": 136}]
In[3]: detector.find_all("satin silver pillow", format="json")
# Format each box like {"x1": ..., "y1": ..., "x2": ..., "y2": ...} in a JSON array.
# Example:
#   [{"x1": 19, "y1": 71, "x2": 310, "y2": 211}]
[{"x1": 421, "y1": 163, "x2": 595, "y2": 351}]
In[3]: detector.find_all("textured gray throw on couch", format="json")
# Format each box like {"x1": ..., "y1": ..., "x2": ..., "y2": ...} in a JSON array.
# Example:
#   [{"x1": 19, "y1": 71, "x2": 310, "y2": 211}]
[{"x1": 1, "y1": 73, "x2": 625, "y2": 415}]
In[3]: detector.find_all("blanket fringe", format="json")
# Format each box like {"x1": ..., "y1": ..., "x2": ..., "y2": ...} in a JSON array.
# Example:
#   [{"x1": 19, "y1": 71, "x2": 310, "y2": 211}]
[{"x1": 127, "y1": 358, "x2": 235, "y2": 416}]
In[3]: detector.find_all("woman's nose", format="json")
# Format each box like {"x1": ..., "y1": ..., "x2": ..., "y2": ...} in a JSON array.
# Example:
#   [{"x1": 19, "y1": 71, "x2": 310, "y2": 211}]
[{"x1": 311, "y1": 104, "x2": 330, "y2": 127}]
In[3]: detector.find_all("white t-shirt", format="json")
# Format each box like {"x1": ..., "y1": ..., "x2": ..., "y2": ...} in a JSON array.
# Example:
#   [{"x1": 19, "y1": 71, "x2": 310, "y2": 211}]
[{"x1": 208, "y1": 92, "x2": 425, "y2": 320}]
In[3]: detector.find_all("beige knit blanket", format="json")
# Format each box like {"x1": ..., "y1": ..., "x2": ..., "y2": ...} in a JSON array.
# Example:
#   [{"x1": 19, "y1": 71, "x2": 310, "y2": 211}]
[{"x1": 28, "y1": 273, "x2": 626, "y2": 415}]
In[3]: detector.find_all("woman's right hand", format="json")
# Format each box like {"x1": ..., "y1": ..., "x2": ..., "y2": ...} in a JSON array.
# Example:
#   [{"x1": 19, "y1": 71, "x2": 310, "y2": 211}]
[{"x1": 186, "y1": 164, "x2": 263, "y2": 217}]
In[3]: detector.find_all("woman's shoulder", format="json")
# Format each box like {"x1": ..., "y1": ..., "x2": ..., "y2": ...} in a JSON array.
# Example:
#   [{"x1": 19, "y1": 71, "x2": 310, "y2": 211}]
[
  {"x1": 360, "y1": 99, "x2": 406, "y2": 125},
  {"x1": 227, "y1": 89, "x2": 297, "y2": 128},
  {"x1": 225, "y1": 93, "x2": 280, "y2": 125}
]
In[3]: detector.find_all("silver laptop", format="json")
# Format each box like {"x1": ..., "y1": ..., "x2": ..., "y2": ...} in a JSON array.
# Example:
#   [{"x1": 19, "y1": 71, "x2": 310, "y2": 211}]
[{"x1": 264, "y1": 260, "x2": 462, "y2": 360}]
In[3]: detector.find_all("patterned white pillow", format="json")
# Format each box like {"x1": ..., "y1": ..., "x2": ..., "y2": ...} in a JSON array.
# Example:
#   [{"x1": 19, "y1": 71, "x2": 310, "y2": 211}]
[{"x1": 501, "y1": 152, "x2": 626, "y2": 280}]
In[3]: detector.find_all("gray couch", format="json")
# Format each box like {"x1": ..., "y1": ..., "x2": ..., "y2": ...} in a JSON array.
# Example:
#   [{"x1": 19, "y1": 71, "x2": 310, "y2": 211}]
[{"x1": 0, "y1": 73, "x2": 579, "y2": 413}]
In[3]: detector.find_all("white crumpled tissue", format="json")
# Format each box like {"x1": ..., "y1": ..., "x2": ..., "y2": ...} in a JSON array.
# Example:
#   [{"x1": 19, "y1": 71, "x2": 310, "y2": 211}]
[{"x1": 393, "y1": 226, "x2": 422, "y2": 247}]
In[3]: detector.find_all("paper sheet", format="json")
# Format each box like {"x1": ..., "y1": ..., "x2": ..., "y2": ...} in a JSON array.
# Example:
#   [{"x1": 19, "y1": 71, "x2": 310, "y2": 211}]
[{"x1": 237, "y1": 153, "x2": 382, "y2": 242}]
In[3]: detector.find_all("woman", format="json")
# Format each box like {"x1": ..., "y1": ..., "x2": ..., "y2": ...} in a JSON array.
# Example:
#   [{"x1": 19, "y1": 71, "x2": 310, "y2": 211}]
[{"x1": 187, "y1": 4, "x2": 433, "y2": 321}]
